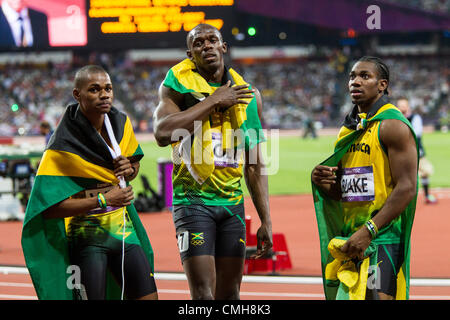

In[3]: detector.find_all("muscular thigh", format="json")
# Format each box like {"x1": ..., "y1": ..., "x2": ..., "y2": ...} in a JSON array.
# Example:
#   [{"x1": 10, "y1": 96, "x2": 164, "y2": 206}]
[
  {"x1": 109, "y1": 243, "x2": 157, "y2": 300},
  {"x1": 69, "y1": 244, "x2": 108, "y2": 300},
  {"x1": 216, "y1": 204, "x2": 246, "y2": 258}
]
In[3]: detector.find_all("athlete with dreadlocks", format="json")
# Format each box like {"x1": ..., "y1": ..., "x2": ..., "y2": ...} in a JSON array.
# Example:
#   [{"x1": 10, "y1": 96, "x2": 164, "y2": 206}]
[{"x1": 312, "y1": 56, "x2": 419, "y2": 300}]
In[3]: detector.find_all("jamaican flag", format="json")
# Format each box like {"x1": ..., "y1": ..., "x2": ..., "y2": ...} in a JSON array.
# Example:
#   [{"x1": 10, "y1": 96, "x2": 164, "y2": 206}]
[
  {"x1": 312, "y1": 99, "x2": 418, "y2": 300},
  {"x1": 21, "y1": 104, "x2": 154, "y2": 300},
  {"x1": 163, "y1": 58, "x2": 265, "y2": 185},
  {"x1": 161, "y1": 58, "x2": 265, "y2": 207}
]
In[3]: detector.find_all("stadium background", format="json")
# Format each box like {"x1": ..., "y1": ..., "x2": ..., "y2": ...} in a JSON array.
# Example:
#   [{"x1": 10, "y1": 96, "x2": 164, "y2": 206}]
[{"x1": 0, "y1": 0, "x2": 449, "y2": 300}]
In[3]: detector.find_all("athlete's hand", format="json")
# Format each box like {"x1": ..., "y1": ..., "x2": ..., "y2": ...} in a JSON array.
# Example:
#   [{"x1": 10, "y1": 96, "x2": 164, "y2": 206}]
[
  {"x1": 113, "y1": 155, "x2": 134, "y2": 180},
  {"x1": 209, "y1": 80, "x2": 255, "y2": 111},
  {"x1": 103, "y1": 185, "x2": 134, "y2": 207},
  {"x1": 251, "y1": 223, "x2": 273, "y2": 259},
  {"x1": 340, "y1": 226, "x2": 372, "y2": 260},
  {"x1": 311, "y1": 165, "x2": 338, "y2": 186}
]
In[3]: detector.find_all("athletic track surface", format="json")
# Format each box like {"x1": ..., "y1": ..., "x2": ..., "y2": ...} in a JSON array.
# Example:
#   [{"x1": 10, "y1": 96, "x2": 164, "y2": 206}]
[{"x1": 1, "y1": 190, "x2": 450, "y2": 300}]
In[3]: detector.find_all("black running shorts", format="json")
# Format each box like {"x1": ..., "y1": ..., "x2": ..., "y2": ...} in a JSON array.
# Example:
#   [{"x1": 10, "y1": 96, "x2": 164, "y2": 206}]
[
  {"x1": 366, "y1": 243, "x2": 405, "y2": 299},
  {"x1": 172, "y1": 203, "x2": 247, "y2": 262},
  {"x1": 67, "y1": 208, "x2": 157, "y2": 300}
]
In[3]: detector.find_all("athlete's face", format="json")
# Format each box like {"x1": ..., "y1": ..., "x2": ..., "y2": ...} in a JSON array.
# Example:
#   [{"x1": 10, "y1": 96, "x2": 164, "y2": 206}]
[
  {"x1": 348, "y1": 61, "x2": 388, "y2": 107},
  {"x1": 73, "y1": 71, "x2": 113, "y2": 116},
  {"x1": 186, "y1": 26, "x2": 227, "y2": 72}
]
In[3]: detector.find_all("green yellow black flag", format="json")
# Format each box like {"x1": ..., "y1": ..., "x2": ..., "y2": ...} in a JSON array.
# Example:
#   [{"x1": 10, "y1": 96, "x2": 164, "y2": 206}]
[
  {"x1": 312, "y1": 103, "x2": 418, "y2": 300},
  {"x1": 21, "y1": 104, "x2": 153, "y2": 300}
]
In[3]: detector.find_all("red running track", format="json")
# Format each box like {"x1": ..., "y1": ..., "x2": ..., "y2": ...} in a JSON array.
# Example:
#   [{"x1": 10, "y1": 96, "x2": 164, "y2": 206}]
[{"x1": 1, "y1": 190, "x2": 450, "y2": 300}]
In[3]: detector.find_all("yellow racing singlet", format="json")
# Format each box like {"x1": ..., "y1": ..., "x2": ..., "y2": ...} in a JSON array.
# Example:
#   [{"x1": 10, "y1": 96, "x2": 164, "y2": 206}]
[
  {"x1": 338, "y1": 105, "x2": 399, "y2": 239},
  {"x1": 64, "y1": 184, "x2": 140, "y2": 246},
  {"x1": 314, "y1": 97, "x2": 418, "y2": 299},
  {"x1": 163, "y1": 59, "x2": 264, "y2": 206}
]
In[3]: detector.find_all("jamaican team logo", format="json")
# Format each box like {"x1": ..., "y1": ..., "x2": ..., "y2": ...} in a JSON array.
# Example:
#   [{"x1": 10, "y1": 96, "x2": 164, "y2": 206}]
[{"x1": 191, "y1": 232, "x2": 205, "y2": 246}]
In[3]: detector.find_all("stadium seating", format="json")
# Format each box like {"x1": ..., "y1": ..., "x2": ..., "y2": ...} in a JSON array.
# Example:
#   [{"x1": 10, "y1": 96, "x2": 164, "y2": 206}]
[{"x1": 0, "y1": 53, "x2": 448, "y2": 135}]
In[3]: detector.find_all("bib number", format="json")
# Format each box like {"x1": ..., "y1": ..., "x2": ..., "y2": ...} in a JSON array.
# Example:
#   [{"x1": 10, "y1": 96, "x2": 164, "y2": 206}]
[
  {"x1": 84, "y1": 185, "x2": 114, "y2": 198},
  {"x1": 341, "y1": 166, "x2": 375, "y2": 202},
  {"x1": 211, "y1": 132, "x2": 239, "y2": 168},
  {"x1": 177, "y1": 231, "x2": 189, "y2": 253}
]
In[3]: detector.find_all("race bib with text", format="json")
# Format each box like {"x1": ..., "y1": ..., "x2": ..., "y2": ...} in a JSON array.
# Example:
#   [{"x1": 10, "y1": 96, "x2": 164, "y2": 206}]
[
  {"x1": 341, "y1": 166, "x2": 375, "y2": 202},
  {"x1": 211, "y1": 132, "x2": 239, "y2": 168}
]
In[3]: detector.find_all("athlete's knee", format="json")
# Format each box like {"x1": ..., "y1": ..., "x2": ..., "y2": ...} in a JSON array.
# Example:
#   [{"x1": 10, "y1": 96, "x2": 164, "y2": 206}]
[
  {"x1": 191, "y1": 285, "x2": 214, "y2": 300},
  {"x1": 183, "y1": 255, "x2": 216, "y2": 299},
  {"x1": 378, "y1": 292, "x2": 395, "y2": 300},
  {"x1": 215, "y1": 287, "x2": 240, "y2": 300},
  {"x1": 137, "y1": 291, "x2": 158, "y2": 300},
  {"x1": 215, "y1": 278, "x2": 241, "y2": 300}
]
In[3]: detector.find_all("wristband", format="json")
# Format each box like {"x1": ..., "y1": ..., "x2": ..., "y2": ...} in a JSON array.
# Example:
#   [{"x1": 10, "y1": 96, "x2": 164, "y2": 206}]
[
  {"x1": 97, "y1": 193, "x2": 107, "y2": 209},
  {"x1": 365, "y1": 219, "x2": 378, "y2": 238}
]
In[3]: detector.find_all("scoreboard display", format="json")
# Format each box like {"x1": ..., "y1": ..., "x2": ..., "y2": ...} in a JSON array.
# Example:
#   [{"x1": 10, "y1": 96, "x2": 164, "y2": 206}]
[{"x1": 0, "y1": 0, "x2": 235, "y2": 50}]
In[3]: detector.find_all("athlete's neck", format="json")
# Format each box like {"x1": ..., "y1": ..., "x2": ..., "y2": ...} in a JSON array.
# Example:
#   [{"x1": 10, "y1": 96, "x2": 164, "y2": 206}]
[
  {"x1": 80, "y1": 107, "x2": 104, "y2": 133},
  {"x1": 356, "y1": 93, "x2": 384, "y2": 114},
  {"x1": 196, "y1": 64, "x2": 225, "y2": 83}
]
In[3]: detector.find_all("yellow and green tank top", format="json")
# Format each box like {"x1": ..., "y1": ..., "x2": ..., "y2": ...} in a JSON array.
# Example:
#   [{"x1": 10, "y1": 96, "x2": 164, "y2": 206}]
[
  {"x1": 312, "y1": 95, "x2": 419, "y2": 300},
  {"x1": 338, "y1": 104, "x2": 396, "y2": 237},
  {"x1": 335, "y1": 99, "x2": 417, "y2": 242},
  {"x1": 163, "y1": 59, "x2": 265, "y2": 206}
]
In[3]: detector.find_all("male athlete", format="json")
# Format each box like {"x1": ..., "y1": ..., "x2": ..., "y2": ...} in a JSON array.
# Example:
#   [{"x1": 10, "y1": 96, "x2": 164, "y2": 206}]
[
  {"x1": 312, "y1": 57, "x2": 418, "y2": 300},
  {"x1": 153, "y1": 24, "x2": 272, "y2": 300},
  {"x1": 22, "y1": 65, "x2": 157, "y2": 300}
]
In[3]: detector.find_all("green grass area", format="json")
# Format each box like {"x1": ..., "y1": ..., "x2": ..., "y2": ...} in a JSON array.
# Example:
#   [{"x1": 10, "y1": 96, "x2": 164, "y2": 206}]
[
  {"x1": 420, "y1": 131, "x2": 450, "y2": 188},
  {"x1": 131, "y1": 131, "x2": 450, "y2": 195}
]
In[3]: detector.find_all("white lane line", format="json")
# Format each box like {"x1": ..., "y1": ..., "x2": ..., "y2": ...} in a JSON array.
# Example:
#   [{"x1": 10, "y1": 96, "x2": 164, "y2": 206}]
[
  {"x1": 0, "y1": 294, "x2": 37, "y2": 300},
  {"x1": 0, "y1": 282, "x2": 33, "y2": 287},
  {"x1": 410, "y1": 295, "x2": 450, "y2": 300},
  {"x1": 3, "y1": 266, "x2": 450, "y2": 287},
  {"x1": 158, "y1": 289, "x2": 324, "y2": 298}
]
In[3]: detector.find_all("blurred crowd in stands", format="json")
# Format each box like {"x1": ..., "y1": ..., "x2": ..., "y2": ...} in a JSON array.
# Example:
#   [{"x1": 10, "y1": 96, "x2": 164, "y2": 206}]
[
  {"x1": 0, "y1": 51, "x2": 448, "y2": 136},
  {"x1": 382, "y1": 0, "x2": 450, "y2": 14}
]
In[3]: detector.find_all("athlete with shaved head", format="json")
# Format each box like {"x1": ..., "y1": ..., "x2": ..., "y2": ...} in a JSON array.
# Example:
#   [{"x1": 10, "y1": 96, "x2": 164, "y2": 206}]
[{"x1": 154, "y1": 24, "x2": 273, "y2": 300}]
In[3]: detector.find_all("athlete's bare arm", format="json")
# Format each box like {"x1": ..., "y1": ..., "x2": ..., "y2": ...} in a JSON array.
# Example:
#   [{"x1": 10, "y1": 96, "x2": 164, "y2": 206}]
[
  {"x1": 371, "y1": 119, "x2": 417, "y2": 230},
  {"x1": 42, "y1": 185, "x2": 135, "y2": 219},
  {"x1": 153, "y1": 81, "x2": 255, "y2": 147},
  {"x1": 244, "y1": 88, "x2": 273, "y2": 259},
  {"x1": 341, "y1": 119, "x2": 417, "y2": 260}
]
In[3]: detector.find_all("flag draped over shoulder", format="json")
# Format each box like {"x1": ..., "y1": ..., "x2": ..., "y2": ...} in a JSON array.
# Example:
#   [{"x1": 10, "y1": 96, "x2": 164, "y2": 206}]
[
  {"x1": 21, "y1": 104, "x2": 153, "y2": 300},
  {"x1": 312, "y1": 103, "x2": 418, "y2": 300},
  {"x1": 163, "y1": 58, "x2": 264, "y2": 184}
]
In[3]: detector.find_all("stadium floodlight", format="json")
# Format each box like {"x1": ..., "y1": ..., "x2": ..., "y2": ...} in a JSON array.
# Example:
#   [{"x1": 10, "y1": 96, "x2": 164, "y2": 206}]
[
  {"x1": 235, "y1": 33, "x2": 245, "y2": 41},
  {"x1": 279, "y1": 32, "x2": 287, "y2": 40},
  {"x1": 247, "y1": 27, "x2": 256, "y2": 36}
]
